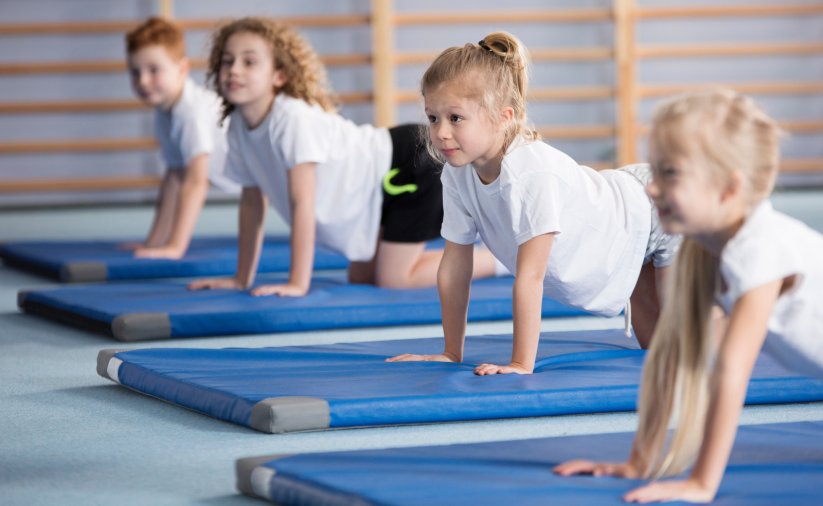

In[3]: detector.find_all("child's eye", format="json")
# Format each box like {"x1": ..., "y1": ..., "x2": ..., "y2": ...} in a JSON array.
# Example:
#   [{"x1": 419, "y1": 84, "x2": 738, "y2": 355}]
[
  {"x1": 427, "y1": 115, "x2": 438, "y2": 124},
  {"x1": 243, "y1": 58, "x2": 257, "y2": 67},
  {"x1": 220, "y1": 58, "x2": 233, "y2": 67},
  {"x1": 655, "y1": 164, "x2": 678, "y2": 180},
  {"x1": 449, "y1": 115, "x2": 462, "y2": 123}
]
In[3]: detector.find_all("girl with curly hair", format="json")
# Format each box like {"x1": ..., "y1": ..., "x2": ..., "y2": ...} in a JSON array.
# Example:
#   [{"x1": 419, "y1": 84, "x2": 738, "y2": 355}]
[{"x1": 190, "y1": 17, "x2": 497, "y2": 296}]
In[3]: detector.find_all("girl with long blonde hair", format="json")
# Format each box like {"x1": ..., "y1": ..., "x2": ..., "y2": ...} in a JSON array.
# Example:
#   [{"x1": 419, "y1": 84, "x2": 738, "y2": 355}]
[{"x1": 555, "y1": 89, "x2": 823, "y2": 503}]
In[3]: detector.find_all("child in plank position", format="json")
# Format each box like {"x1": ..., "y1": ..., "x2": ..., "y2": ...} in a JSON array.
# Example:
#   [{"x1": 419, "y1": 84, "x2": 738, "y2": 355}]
[
  {"x1": 189, "y1": 17, "x2": 497, "y2": 296},
  {"x1": 124, "y1": 17, "x2": 238, "y2": 259},
  {"x1": 388, "y1": 32, "x2": 679, "y2": 374},
  {"x1": 554, "y1": 89, "x2": 823, "y2": 503}
]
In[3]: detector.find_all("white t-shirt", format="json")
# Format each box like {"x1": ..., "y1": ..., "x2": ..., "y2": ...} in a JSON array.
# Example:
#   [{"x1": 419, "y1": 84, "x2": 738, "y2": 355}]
[
  {"x1": 717, "y1": 200, "x2": 823, "y2": 379},
  {"x1": 155, "y1": 78, "x2": 238, "y2": 192},
  {"x1": 441, "y1": 139, "x2": 651, "y2": 316},
  {"x1": 224, "y1": 93, "x2": 392, "y2": 261}
]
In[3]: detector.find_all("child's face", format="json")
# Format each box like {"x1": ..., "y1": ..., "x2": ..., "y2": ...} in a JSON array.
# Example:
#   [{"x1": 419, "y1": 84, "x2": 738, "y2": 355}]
[
  {"x1": 646, "y1": 143, "x2": 729, "y2": 237},
  {"x1": 424, "y1": 80, "x2": 508, "y2": 175},
  {"x1": 127, "y1": 45, "x2": 187, "y2": 110},
  {"x1": 218, "y1": 32, "x2": 286, "y2": 111}
]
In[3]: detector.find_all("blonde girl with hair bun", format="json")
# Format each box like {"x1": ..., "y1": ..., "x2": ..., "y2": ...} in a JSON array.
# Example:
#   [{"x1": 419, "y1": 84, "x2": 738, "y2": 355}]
[
  {"x1": 555, "y1": 88, "x2": 823, "y2": 503},
  {"x1": 388, "y1": 32, "x2": 679, "y2": 374},
  {"x1": 189, "y1": 18, "x2": 498, "y2": 296}
]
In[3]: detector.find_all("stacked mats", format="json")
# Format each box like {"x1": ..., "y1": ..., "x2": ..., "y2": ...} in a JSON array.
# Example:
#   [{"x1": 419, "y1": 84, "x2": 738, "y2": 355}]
[
  {"x1": 236, "y1": 420, "x2": 823, "y2": 505},
  {"x1": 19, "y1": 275, "x2": 587, "y2": 341},
  {"x1": 0, "y1": 236, "x2": 348, "y2": 282},
  {"x1": 96, "y1": 329, "x2": 823, "y2": 433}
]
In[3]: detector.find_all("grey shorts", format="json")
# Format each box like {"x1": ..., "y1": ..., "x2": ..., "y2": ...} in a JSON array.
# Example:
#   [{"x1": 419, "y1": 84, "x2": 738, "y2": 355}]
[{"x1": 620, "y1": 163, "x2": 682, "y2": 268}]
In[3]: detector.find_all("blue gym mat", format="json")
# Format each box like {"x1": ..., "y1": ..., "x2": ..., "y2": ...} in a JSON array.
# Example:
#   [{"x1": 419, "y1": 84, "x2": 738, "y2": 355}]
[
  {"x1": 20, "y1": 274, "x2": 586, "y2": 341},
  {"x1": 96, "y1": 329, "x2": 823, "y2": 432},
  {"x1": 0, "y1": 237, "x2": 348, "y2": 282},
  {"x1": 235, "y1": 420, "x2": 823, "y2": 505}
]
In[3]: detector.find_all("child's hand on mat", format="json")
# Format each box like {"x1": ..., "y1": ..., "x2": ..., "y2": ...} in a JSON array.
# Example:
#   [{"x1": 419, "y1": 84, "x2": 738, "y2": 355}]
[
  {"x1": 134, "y1": 245, "x2": 185, "y2": 259},
  {"x1": 474, "y1": 362, "x2": 532, "y2": 375},
  {"x1": 250, "y1": 283, "x2": 309, "y2": 297},
  {"x1": 623, "y1": 478, "x2": 715, "y2": 504},
  {"x1": 552, "y1": 459, "x2": 638, "y2": 479},
  {"x1": 188, "y1": 277, "x2": 245, "y2": 291},
  {"x1": 118, "y1": 241, "x2": 144, "y2": 251},
  {"x1": 386, "y1": 353, "x2": 457, "y2": 363}
]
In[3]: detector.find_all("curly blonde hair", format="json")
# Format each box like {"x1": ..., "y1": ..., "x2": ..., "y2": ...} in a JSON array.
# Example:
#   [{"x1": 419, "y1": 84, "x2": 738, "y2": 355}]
[{"x1": 207, "y1": 17, "x2": 337, "y2": 122}]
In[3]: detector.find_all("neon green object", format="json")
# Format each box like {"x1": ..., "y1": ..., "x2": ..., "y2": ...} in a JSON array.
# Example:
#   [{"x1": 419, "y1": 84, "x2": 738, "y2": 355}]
[{"x1": 382, "y1": 168, "x2": 418, "y2": 195}]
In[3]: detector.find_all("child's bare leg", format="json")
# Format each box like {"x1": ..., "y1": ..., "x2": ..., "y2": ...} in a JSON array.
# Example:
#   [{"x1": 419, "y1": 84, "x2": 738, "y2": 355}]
[
  {"x1": 629, "y1": 262, "x2": 662, "y2": 349},
  {"x1": 374, "y1": 241, "x2": 498, "y2": 289}
]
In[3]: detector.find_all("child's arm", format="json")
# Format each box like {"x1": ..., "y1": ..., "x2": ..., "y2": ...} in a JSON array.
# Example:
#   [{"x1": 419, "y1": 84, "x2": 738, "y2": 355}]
[
  {"x1": 188, "y1": 186, "x2": 267, "y2": 290},
  {"x1": 475, "y1": 234, "x2": 553, "y2": 375},
  {"x1": 135, "y1": 154, "x2": 210, "y2": 259},
  {"x1": 387, "y1": 240, "x2": 474, "y2": 363},
  {"x1": 622, "y1": 279, "x2": 781, "y2": 503},
  {"x1": 251, "y1": 162, "x2": 316, "y2": 297},
  {"x1": 121, "y1": 171, "x2": 181, "y2": 251}
]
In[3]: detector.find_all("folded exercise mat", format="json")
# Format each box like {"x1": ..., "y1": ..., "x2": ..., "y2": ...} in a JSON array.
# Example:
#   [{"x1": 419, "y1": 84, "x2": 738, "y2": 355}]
[
  {"x1": 235, "y1": 420, "x2": 823, "y2": 505},
  {"x1": 0, "y1": 237, "x2": 347, "y2": 282},
  {"x1": 20, "y1": 275, "x2": 586, "y2": 341},
  {"x1": 96, "y1": 329, "x2": 823, "y2": 432}
]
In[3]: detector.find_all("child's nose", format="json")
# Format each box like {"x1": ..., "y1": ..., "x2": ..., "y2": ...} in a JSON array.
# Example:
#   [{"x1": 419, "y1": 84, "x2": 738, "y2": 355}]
[{"x1": 435, "y1": 122, "x2": 451, "y2": 140}]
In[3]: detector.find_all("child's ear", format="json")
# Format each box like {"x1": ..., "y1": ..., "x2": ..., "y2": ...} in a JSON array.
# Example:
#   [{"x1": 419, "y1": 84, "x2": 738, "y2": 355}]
[
  {"x1": 498, "y1": 107, "x2": 515, "y2": 130},
  {"x1": 272, "y1": 69, "x2": 288, "y2": 88},
  {"x1": 722, "y1": 170, "x2": 744, "y2": 201}
]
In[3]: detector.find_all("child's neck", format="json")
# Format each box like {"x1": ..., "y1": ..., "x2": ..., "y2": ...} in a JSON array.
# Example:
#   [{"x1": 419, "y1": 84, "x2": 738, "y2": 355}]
[
  {"x1": 160, "y1": 81, "x2": 186, "y2": 112},
  {"x1": 239, "y1": 93, "x2": 277, "y2": 130},
  {"x1": 472, "y1": 144, "x2": 506, "y2": 185},
  {"x1": 693, "y1": 204, "x2": 749, "y2": 256}
]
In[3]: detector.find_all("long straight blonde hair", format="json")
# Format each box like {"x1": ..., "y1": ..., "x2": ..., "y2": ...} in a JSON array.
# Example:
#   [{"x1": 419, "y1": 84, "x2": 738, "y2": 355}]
[{"x1": 633, "y1": 89, "x2": 781, "y2": 478}]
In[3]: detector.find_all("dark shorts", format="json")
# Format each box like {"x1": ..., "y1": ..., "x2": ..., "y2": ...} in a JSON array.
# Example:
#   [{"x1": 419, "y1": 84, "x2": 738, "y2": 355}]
[{"x1": 381, "y1": 124, "x2": 444, "y2": 243}]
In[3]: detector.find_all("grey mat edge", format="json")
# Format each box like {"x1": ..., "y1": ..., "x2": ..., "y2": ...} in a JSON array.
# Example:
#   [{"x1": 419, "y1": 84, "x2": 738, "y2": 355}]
[
  {"x1": 250, "y1": 397, "x2": 332, "y2": 434},
  {"x1": 112, "y1": 313, "x2": 172, "y2": 341}
]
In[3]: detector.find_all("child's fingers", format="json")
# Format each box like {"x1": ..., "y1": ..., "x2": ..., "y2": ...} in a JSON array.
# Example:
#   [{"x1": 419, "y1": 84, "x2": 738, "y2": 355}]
[
  {"x1": 386, "y1": 354, "x2": 423, "y2": 362},
  {"x1": 552, "y1": 460, "x2": 595, "y2": 476}
]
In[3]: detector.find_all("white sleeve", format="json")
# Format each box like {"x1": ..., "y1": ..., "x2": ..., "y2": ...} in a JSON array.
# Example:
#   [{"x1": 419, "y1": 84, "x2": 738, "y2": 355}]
[
  {"x1": 509, "y1": 171, "x2": 564, "y2": 245},
  {"x1": 722, "y1": 234, "x2": 799, "y2": 305},
  {"x1": 177, "y1": 106, "x2": 214, "y2": 165},
  {"x1": 222, "y1": 123, "x2": 256, "y2": 187},
  {"x1": 440, "y1": 171, "x2": 477, "y2": 245},
  {"x1": 276, "y1": 103, "x2": 331, "y2": 169}
]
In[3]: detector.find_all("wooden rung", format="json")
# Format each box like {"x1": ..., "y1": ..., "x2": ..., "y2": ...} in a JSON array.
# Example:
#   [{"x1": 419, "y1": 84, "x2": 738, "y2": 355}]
[
  {"x1": 0, "y1": 92, "x2": 372, "y2": 115},
  {"x1": 0, "y1": 138, "x2": 157, "y2": 154},
  {"x1": 394, "y1": 9, "x2": 612, "y2": 25},
  {"x1": 638, "y1": 81, "x2": 823, "y2": 99},
  {"x1": 637, "y1": 4, "x2": 823, "y2": 19},
  {"x1": 529, "y1": 86, "x2": 615, "y2": 101},
  {"x1": 178, "y1": 14, "x2": 371, "y2": 30},
  {"x1": 0, "y1": 15, "x2": 372, "y2": 36},
  {"x1": 537, "y1": 125, "x2": 616, "y2": 139},
  {"x1": 781, "y1": 158, "x2": 823, "y2": 172},
  {"x1": 394, "y1": 47, "x2": 612, "y2": 65},
  {"x1": 0, "y1": 53, "x2": 371, "y2": 75},
  {"x1": 637, "y1": 42, "x2": 823, "y2": 59},
  {"x1": 0, "y1": 99, "x2": 146, "y2": 114},
  {"x1": 780, "y1": 120, "x2": 823, "y2": 134},
  {"x1": 0, "y1": 175, "x2": 162, "y2": 193},
  {"x1": 0, "y1": 20, "x2": 139, "y2": 35},
  {"x1": 396, "y1": 85, "x2": 614, "y2": 103},
  {"x1": 585, "y1": 161, "x2": 615, "y2": 171}
]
